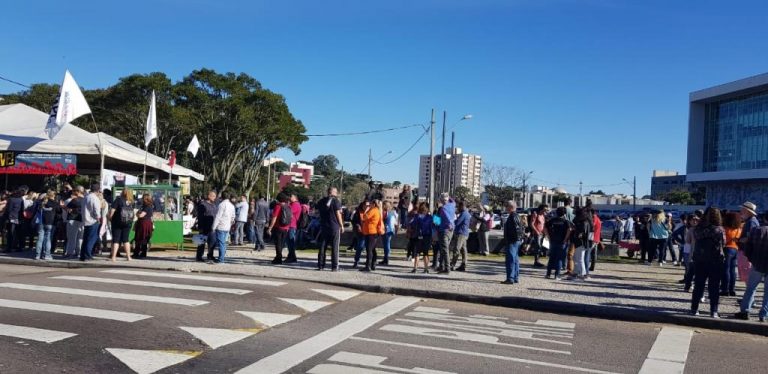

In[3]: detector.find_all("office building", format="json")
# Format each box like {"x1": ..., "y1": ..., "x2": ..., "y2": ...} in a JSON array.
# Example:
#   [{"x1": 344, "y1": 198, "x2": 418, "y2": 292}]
[
  {"x1": 650, "y1": 170, "x2": 691, "y2": 199},
  {"x1": 687, "y1": 73, "x2": 768, "y2": 210},
  {"x1": 418, "y1": 148, "x2": 483, "y2": 200},
  {"x1": 278, "y1": 162, "x2": 314, "y2": 189}
]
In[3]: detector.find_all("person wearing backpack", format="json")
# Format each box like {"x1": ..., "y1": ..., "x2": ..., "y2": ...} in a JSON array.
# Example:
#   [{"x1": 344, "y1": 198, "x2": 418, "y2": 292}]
[
  {"x1": 287, "y1": 193, "x2": 303, "y2": 256},
  {"x1": 108, "y1": 188, "x2": 135, "y2": 262},
  {"x1": 268, "y1": 193, "x2": 294, "y2": 264}
]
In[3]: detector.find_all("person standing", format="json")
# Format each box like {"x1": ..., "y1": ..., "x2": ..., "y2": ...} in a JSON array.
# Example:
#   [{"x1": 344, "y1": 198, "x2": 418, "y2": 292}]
[
  {"x1": 624, "y1": 214, "x2": 635, "y2": 240},
  {"x1": 649, "y1": 210, "x2": 670, "y2": 266},
  {"x1": 690, "y1": 207, "x2": 726, "y2": 318},
  {"x1": 252, "y1": 197, "x2": 270, "y2": 252},
  {"x1": 286, "y1": 194, "x2": 302, "y2": 258},
  {"x1": 636, "y1": 213, "x2": 651, "y2": 264},
  {"x1": 398, "y1": 185, "x2": 412, "y2": 229},
  {"x1": 316, "y1": 187, "x2": 343, "y2": 271},
  {"x1": 411, "y1": 202, "x2": 432, "y2": 273},
  {"x1": 569, "y1": 206, "x2": 593, "y2": 280},
  {"x1": 80, "y1": 183, "x2": 102, "y2": 261},
  {"x1": 738, "y1": 202, "x2": 760, "y2": 283},
  {"x1": 611, "y1": 216, "x2": 622, "y2": 244},
  {"x1": 589, "y1": 210, "x2": 602, "y2": 272},
  {"x1": 234, "y1": 195, "x2": 249, "y2": 246},
  {"x1": 544, "y1": 207, "x2": 572, "y2": 280},
  {"x1": 721, "y1": 211, "x2": 743, "y2": 297},
  {"x1": 529, "y1": 204, "x2": 549, "y2": 268},
  {"x1": 268, "y1": 193, "x2": 293, "y2": 264},
  {"x1": 379, "y1": 201, "x2": 398, "y2": 265},
  {"x1": 34, "y1": 191, "x2": 59, "y2": 260},
  {"x1": 195, "y1": 191, "x2": 219, "y2": 262},
  {"x1": 435, "y1": 193, "x2": 456, "y2": 274},
  {"x1": 211, "y1": 192, "x2": 236, "y2": 263},
  {"x1": 360, "y1": 200, "x2": 383, "y2": 272},
  {"x1": 404, "y1": 207, "x2": 419, "y2": 262},
  {"x1": 351, "y1": 202, "x2": 367, "y2": 268},
  {"x1": 3, "y1": 188, "x2": 24, "y2": 251},
  {"x1": 735, "y1": 213, "x2": 768, "y2": 322},
  {"x1": 133, "y1": 194, "x2": 155, "y2": 259},
  {"x1": 63, "y1": 186, "x2": 84, "y2": 258},
  {"x1": 108, "y1": 188, "x2": 134, "y2": 262},
  {"x1": 475, "y1": 206, "x2": 492, "y2": 256},
  {"x1": 450, "y1": 201, "x2": 471, "y2": 272},
  {"x1": 502, "y1": 201, "x2": 524, "y2": 284}
]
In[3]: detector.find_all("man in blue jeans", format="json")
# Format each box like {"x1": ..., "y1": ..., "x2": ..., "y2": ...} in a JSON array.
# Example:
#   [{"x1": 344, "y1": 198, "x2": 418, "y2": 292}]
[
  {"x1": 544, "y1": 207, "x2": 572, "y2": 280},
  {"x1": 80, "y1": 183, "x2": 102, "y2": 261},
  {"x1": 211, "y1": 192, "x2": 236, "y2": 264},
  {"x1": 502, "y1": 200, "x2": 524, "y2": 284},
  {"x1": 735, "y1": 213, "x2": 768, "y2": 322}
]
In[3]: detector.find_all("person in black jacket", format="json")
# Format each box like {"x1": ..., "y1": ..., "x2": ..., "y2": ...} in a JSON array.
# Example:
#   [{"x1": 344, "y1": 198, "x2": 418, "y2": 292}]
[
  {"x1": 195, "y1": 191, "x2": 219, "y2": 262},
  {"x1": 502, "y1": 200, "x2": 524, "y2": 285},
  {"x1": 735, "y1": 213, "x2": 768, "y2": 322},
  {"x1": 34, "y1": 191, "x2": 60, "y2": 260},
  {"x1": 3, "y1": 188, "x2": 24, "y2": 251},
  {"x1": 690, "y1": 207, "x2": 726, "y2": 318}
]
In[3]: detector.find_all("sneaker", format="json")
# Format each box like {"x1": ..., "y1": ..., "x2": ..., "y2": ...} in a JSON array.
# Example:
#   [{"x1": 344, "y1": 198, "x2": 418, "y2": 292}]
[
  {"x1": 455, "y1": 265, "x2": 466, "y2": 272},
  {"x1": 711, "y1": 312, "x2": 720, "y2": 319},
  {"x1": 43, "y1": 256, "x2": 53, "y2": 260},
  {"x1": 734, "y1": 311, "x2": 750, "y2": 320},
  {"x1": 410, "y1": 268, "x2": 417, "y2": 273},
  {"x1": 533, "y1": 262, "x2": 545, "y2": 268},
  {"x1": 500, "y1": 280, "x2": 515, "y2": 285},
  {"x1": 690, "y1": 310, "x2": 700, "y2": 316},
  {"x1": 555, "y1": 276, "x2": 563, "y2": 281},
  {"x1": 659, "y1": 262, "x2": 664, "y2": 267},
  {"x1": 378, "y1": 260, "x2": 388, "y2": 265},
  {"x1": 673, "y1": 261, "x2": 680, "y2": 266}
]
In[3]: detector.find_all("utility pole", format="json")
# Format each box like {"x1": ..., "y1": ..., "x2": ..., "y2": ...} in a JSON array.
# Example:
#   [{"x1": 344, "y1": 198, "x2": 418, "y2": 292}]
[
  {"x1": 522, "y1": 177, "x2": 527, "y2": 210},
  {"x1": 440, "y1": 110, "x2": 447, "y2": 196},
  {"x1": 448, "y1": 131, "x2": 455, "y2": 196},
  {"x1": 340, "y1": 165, "x2": 345, "y2": 202},
  {"x1": 428, "y1": 109, "x2": 436, "y2": 207},
  {"x1": 367, "y1": 148, "x2": 372, "y2": 181},
  {"x1": 266, "y1": 162, "x2": 271, "y2": 201},
  {"x1": 579, "y1": 181, "x2": 583, "y2": 207}
]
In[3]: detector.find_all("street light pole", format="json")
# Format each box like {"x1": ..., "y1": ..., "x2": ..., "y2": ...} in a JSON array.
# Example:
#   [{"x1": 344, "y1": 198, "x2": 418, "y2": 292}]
[
  {"x1": 449, "y1": 131, "x2": 455, "y2": 196},
  {"x1": 428, "y1": 109, "x2": 436, "y2": 207},
  {"x1": 633, "y1": 175, "x2": 637, "y2": 211},
  {"x1": 368, "y1": 148, "x2": 372, "y2": 181}
]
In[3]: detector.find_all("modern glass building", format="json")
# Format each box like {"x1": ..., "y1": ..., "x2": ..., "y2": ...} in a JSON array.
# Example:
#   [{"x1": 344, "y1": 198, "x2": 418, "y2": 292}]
[{"x1": 687, "y1": 73, "x2": 768, "y2": 210}]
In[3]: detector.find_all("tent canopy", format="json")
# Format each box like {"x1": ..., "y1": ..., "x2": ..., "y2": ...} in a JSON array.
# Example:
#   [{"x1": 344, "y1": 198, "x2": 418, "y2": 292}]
[{"x1": 0, "y1": 104, "x2": 204, "y2": 181}]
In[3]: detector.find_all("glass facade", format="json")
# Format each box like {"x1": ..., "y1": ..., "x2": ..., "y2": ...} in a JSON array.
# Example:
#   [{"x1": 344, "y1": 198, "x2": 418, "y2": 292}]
[{"x1": 703, "y1": 89, "x2": 768, "y2": 172}]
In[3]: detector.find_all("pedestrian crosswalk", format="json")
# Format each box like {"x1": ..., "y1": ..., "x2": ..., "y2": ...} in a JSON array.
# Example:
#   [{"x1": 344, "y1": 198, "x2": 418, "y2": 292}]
[{"x1": 0, "y1": 268, "x2": 362, "y2": 374}]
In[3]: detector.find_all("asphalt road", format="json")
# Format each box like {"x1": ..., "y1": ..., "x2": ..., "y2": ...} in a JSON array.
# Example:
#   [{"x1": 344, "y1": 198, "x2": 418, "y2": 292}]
[{"x1": 0, "y1": 264, "x2": 765, "y2": 374}]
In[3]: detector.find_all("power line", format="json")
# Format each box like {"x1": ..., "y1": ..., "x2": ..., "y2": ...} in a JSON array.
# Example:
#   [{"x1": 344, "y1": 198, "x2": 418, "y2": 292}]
[
  {"x1": 0, "y1": 75, "x2": 31, "y2": 89},
  {"x1": 306, "y1": 123, "x2": 423, "y2": 137},
  {"x1": 374, "y1": 128, "x2": 429, "y2": 165}
]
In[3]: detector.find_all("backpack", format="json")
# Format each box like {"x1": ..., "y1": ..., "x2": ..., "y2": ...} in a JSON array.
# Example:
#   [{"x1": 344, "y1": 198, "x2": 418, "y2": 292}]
[
  {"x1": 478, "y1": 213, "x2": 489, "y2": 232},
  {"x1": 279, "y1": 203, "x2": 293, "y2": 226},
  {"x1": 298, "y1": 207, "x2": 309, "y2": 229},
  {"x1": 119, "y1": 200, "x2": 135, "y2": 226}
]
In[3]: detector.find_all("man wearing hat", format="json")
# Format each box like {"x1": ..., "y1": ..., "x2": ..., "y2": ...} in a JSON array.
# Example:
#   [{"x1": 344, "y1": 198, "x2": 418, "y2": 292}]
[{"x1": 741, "y1": 202, "x2": 759, "y2": 241}]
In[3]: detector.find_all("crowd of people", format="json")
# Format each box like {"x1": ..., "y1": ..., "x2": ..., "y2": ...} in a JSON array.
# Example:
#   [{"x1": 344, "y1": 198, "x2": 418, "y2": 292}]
[
  {"x1": 3, "y1": 180, "x2": 767, "y2": 322},
  {"x1": 0, "y1": 183, "x2": 158, "y2": 261}
]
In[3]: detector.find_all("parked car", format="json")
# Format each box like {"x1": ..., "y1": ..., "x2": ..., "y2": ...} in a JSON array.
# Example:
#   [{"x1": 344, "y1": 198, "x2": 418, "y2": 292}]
[{"x1": 492, "y1": 214, "x2": 502, "y2": 230}]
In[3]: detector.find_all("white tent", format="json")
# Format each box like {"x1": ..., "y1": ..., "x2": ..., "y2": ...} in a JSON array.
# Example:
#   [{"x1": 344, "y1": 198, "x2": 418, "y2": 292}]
[{"x1": 0, "y1": 103, "x2": 204, "y2": 181}]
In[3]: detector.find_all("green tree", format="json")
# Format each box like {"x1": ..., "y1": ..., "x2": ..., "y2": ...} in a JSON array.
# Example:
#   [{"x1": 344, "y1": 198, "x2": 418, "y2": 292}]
[
  {"x1": 663, "y1": 189, "x2": 696, "y2": 205},
  {"x1": 0, "y1": 83, "x2": 61, "y2": 112},
  {"x1": 312, "y1": 154, "x2": 339, "y2": 177}
]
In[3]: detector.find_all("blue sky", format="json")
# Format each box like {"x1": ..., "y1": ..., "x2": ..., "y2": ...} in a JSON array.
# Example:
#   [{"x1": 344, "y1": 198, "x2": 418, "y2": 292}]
[{"x1": 2, "y1": 0, "x2": 767, "y2": 196}]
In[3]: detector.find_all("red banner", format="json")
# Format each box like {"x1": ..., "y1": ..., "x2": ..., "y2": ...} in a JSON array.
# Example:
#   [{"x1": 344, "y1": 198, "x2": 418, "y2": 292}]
[{"x1": 0, "y1": 152, "x2": 77, "y2": 175}]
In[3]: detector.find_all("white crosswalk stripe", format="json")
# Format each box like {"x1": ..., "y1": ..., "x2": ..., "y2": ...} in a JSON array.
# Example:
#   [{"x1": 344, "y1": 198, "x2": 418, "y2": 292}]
[
  {"x1": 51, "y1": 276, "x2": 253, "y2": 295},
  {"x1": 0, "y1": 283, "x2": 208, "y2": 306},
  {"x1": 0, "y1": 323, "x2": 77, "y2": 343},
  {"x1": 0, "y1": 298, "x2": 152, "y2": 322},
  {"x1": 278, "y1": 298, "x2": 333, "y2": 312},
  {"x1": 101, "y1": 270, "x2": 286, "y2": 286}
]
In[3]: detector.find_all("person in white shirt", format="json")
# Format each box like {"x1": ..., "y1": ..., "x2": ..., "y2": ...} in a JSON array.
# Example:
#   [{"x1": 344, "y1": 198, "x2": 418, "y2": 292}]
[
  {"x1": 211, "y1": 192, "x2": 236, "y2": 263},
  {"x1": 80, "y1": 183, "x2": 102, "y2": 261},
  {"x1": 234, "y1": 195, "x2": 249, "y2": 246}
]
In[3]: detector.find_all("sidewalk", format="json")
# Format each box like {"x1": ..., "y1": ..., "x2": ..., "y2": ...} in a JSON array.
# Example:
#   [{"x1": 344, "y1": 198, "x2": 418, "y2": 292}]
[{"x1": 1, "y1": 245, "x2": 766, "y2": 336}]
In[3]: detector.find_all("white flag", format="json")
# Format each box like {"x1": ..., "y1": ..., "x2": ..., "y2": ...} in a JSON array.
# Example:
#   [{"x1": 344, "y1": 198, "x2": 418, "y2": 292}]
[
  {"x1": 45, "y1": 70, "x2": 92, "y2": 139},
  {"x1": 144, "y1": 90, "x2": 157, "y2": 148},
  {"x1": 186, "y1": 135, "x2": 200, "y2": 157}
]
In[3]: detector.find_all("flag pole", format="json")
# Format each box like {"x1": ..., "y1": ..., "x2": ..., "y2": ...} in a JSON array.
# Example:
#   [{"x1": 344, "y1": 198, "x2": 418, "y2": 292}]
[
  {"x1": 89, "y1": 114, "x2": 105, "y2": 186},
  {"x1": 143, "y1": 148, "x2": 148, "y2": 185}
]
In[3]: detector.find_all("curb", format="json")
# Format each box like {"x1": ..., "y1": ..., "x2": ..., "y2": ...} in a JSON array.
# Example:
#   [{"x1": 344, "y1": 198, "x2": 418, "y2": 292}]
[{"x1": 1, "y1": 256, "x2": 766, "y2": 337}]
